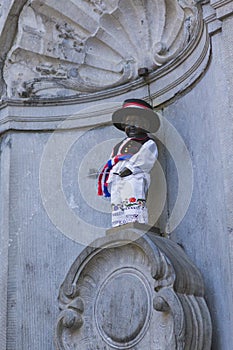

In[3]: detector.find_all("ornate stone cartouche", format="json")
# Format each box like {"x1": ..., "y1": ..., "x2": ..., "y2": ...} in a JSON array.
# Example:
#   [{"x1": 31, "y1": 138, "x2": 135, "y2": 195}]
[{"x1": 55, "y1": 225, "x2": 212, "y2": 350}]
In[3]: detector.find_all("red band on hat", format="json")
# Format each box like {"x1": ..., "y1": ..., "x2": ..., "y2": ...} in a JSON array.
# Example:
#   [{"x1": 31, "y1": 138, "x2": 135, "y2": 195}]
[{"x1": 123, "y1": 102, "x2": 151, "y2": 110}]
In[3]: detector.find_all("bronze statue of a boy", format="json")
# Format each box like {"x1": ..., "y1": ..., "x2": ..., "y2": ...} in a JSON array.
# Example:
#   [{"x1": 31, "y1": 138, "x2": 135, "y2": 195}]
[{"x1": 98, "y1": 98, "x2": 160, "y2": 227}]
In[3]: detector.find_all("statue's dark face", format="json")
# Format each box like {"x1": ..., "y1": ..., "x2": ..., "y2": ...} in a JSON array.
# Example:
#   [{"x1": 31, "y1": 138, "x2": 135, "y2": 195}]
[{"x1": 124, "y1": 115, "x2": 149, "y2": 137}]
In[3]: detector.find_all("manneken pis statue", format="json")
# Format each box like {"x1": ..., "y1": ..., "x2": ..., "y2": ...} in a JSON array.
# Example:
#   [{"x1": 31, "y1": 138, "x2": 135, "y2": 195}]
[{"x1": 98, "y1": 98, "x2": 160, "y2": 227}]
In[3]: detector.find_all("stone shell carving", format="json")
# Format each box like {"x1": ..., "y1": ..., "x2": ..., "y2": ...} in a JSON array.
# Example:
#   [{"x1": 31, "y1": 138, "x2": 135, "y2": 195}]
[
  {"x1": 3, "y1": 0, "x2": 202, "y2": 99},
  {"x1": 55, "y1": 227, "x2": 212, "y2": 349}
]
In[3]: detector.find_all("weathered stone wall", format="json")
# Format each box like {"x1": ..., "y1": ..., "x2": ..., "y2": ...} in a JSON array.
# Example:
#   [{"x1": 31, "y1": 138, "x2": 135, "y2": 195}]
[
  {"x1": 161, "y1": 13, "x2": 233, "y2": 349},
  {"x1": 0, "y1": 134, "x2": 11, "y2": 349},
  {"x1": 4, "y1": 131, "x2": 85, "y2": 350}
]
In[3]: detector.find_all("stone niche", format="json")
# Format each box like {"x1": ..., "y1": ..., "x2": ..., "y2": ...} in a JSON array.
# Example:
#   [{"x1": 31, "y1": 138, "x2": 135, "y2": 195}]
[
  {"x1": 55, "y1": 225, "x2": 212, "y2": 350},
  {"x1": 2, "y1": 0, "x2": 210, "y2": 106}
]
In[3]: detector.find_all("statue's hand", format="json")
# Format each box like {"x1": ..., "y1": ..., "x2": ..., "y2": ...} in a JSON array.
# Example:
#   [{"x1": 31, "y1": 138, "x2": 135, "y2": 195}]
[{"x1": 119, "y1": 167, "x2": 132, "y2": 177}]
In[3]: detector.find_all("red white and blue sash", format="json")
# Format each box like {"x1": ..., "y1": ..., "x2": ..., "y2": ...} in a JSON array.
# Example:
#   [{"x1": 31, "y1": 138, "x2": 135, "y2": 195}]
[{"x1": 97, "y1": 154, "x2": 132, "y2": 197}]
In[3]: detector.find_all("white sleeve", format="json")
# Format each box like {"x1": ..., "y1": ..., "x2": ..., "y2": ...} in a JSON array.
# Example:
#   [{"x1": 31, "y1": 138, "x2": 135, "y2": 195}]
[{"x1": 126, "y1": 140, "x2": 158, "y2": 174}]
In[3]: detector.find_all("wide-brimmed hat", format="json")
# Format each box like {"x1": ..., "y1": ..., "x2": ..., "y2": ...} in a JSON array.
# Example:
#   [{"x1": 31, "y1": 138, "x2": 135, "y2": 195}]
[{"x1": 112, "y1": 98, "x2": 160, "y2": 132}]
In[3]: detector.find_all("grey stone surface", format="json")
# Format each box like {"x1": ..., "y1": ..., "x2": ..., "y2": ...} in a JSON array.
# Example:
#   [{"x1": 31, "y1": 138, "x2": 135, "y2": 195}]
[
  {"x1": 4, "y1": 131, "x2": 87, "y2": 350},
  {"x1": 159, "y1": 16, "x2": 233, "y2": 348},
  {"x1": 0, "y1": 134, "x2": 11, "y2": 349},
  {"x1": 55, "y1": 225, "x2": 212, "y2": 349},
  {"x1": 0, "y1": 0, "x2": 28, "y2": 96}
]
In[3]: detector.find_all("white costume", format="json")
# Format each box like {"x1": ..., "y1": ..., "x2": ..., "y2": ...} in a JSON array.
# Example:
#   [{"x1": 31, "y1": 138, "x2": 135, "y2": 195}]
[
  {"x1": 97, "y1": 98, "x2": 160, "y2": 227},
  {"x1": 105, "y1": 137, "x2": 158, "y2": 227}
]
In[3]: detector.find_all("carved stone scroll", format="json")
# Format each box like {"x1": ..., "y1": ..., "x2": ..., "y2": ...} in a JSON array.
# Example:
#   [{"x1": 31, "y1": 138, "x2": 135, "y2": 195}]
[
  {"x1": 3, "y1": 0, "x2": 208, "y2": 100},
  {"x1": 55, "y1": 224, "x2": 212, "y2": 349}
]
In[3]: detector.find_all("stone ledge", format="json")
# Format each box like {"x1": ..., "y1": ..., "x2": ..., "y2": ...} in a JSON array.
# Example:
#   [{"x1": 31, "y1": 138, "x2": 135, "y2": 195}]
[
  {"x1": 202, "y1": 0, "x2": 233, "y2": 35},
  {"x1": 105, "y1": 222, "x2": 162, "y2": 237}
]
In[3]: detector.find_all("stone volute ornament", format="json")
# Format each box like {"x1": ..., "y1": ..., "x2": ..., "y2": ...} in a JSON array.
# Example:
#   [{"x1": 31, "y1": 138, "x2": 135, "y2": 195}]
[
  {"x1": 2, "y1": 0, "x2": 209, "y2": 103},
  {"x1": 55, "y1": 225, "x2": 212, "y2": 350}
]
